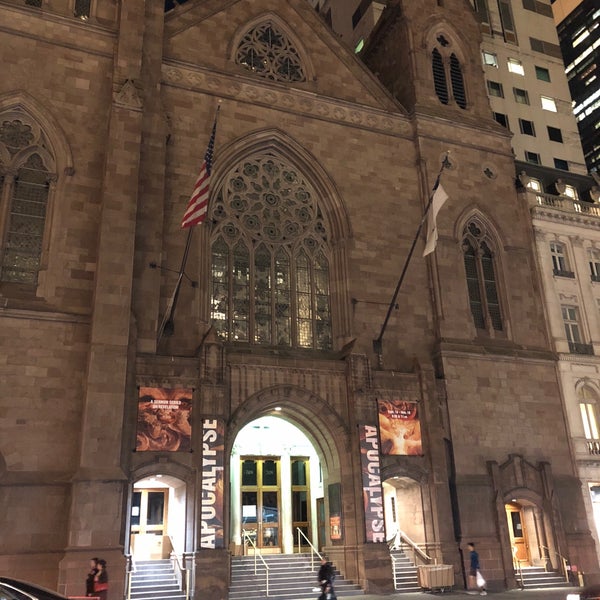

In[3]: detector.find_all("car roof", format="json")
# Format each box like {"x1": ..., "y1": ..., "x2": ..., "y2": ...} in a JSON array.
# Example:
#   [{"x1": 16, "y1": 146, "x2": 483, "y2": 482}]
[{"x1": 0, "y1": 577, "x2": 69, "y2": 600}]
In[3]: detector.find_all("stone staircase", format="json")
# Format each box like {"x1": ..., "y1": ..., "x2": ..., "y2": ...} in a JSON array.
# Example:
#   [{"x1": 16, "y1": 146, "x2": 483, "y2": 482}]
[
  {"x1": 229, "y1": 553, "x2": 364, "y2": 600},
  {"x1": 517, "y1": 566, "x2": 568, "y2": 589},
  {"x1": 130, "y1": 559, "x2": 185, "y2": 600},
  {"x1": 389, "y1": 549, "x2": 420, "y2": 592}
]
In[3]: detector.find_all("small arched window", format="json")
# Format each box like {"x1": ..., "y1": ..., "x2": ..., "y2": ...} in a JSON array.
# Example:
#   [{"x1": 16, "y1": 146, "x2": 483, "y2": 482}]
[
  {"x1": 462, "y1": 219, "x2": 503, "y2": 332},
  {"x1": 0, "y1": 117, "x2": 53, "y2": 286},
  {"x1": 210, "y1": 153, "x2": 332, "y2": 350},
  {"x1": 235, "y1": 21, "x2": 306, "y2": 83},
  {"x1": 431, "y1": 38, "x2": 468, "y2": 109}
]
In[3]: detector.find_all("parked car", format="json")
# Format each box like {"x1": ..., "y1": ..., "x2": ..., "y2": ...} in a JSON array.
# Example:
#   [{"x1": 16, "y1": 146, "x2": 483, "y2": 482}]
[
  {"x1": 0, "y1": 577, "x2": 69, "y2": 600},
  {"x1": 567, "y1": 586, "x2": 600, "y2": 600}
]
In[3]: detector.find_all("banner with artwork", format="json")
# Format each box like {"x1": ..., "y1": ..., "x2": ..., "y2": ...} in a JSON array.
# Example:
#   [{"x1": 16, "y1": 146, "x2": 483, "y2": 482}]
[
  {"x1": 359, "y1": 424, "x2": 385, "y2": 543},
  {"x1": 136, "y1": 387, "x2": 192, "y2": 452},
  {"x1": 377, "y1": 399, "x2": 423, "y2": 456},
  {"x1": 328, "y1": 483, "x2": 342, "y2": 541},
  {"x1": 201, "y1": 419, "x2": 225, "y2": 549}
]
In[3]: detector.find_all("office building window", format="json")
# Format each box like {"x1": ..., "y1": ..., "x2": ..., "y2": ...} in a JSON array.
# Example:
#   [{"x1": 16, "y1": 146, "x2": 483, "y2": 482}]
[
  {"x1": 493, "y1": 112, "x2": 509, "y2": 128},
  {"x1": 547, "y1": 126, "x2": 563, "y2": 142},
  {"x1": 525, "y1": 151, "x2": 540, "y2": 164},
  {"x1": 589, "y1": 248, "x2": 600, "y2": 282},
  {"x1": 535, "y1": 66, "x2": 551, "y2": 82},
  {"x1": 482, "y1": 51, "x2": 498, "y2": 67},
  {"x1": 541, "y1": 96, "x2": 557, "y2": 112},
  {"x1": 579, "y1": 386, "x2": 600, "y2": 441},
  {"x1": 550, "y1": 241, "x2": 574, "y2": 277},
  {"x1": 519, "y1": 119, "x2": 536, "y2": 136},
  {"x1": 487, "y1": 80, "x2": 504, "y2": 97},
  {"x1": 513, "y1": 88, "x2": 530, "y2": 104},
  {"x1": 554, "y1": 158, "x2": 569, "y2": 171},
  {"x1": 507, "y1": 57, "x2": 525, "y2": 75}
]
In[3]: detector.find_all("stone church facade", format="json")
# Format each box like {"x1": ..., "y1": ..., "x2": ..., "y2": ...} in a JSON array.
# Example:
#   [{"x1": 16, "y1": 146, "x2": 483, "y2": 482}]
[{"x1": 0, "y1": 0, "x2": 597, "y2": 598}]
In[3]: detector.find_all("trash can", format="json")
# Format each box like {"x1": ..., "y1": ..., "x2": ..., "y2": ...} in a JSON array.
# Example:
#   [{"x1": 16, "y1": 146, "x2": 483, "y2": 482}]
[{"x1": 417, "y1": 564, "x2": 454, "y2": 592}]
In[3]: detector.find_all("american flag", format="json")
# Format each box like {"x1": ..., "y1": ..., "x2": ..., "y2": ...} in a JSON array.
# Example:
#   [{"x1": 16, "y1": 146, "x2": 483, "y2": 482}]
[{"x1": 181, "y1": 112, "x2": 218, "y2": 229}]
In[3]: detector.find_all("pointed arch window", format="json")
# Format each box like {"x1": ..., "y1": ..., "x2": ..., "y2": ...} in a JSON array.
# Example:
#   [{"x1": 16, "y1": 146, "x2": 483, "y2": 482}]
[
  {"x1": 235, "y1": 21, "x2": 306, "y2": 83},
  {"x1": 210, "y1": 153, "x2": 332, "y2": 350},
  {"x1": 462, "y1": 220, "x2": 503, "y2": 332},
  {"x1": 431, "y1": 40, "x2": 468, "y2": 109},
  {"x1": 0, "y1": 116, "x2": 54, "y2": 286}
]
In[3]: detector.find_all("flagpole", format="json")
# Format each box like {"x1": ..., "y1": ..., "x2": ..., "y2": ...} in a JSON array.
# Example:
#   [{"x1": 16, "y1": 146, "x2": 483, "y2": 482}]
[
  {"x1": 157, "y1": 228, "x2": 194, "y2": 344},
  {"x1": 156, "y1": 102, "x2": 220, "y2": 346},
  {"x1": 372, "y1": 153, "x2": 450, "y2": 366}
]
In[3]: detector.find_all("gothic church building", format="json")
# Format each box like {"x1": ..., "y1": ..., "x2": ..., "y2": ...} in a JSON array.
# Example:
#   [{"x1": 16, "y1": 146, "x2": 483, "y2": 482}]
[{"x1": 0, "y1": 0, "x2": 597, "y2": 598}]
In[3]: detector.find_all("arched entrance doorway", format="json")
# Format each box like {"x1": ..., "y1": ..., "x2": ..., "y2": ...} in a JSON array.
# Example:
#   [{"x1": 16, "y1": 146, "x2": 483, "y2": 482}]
[
  {"x1": 504, "y1": 498, "x2": 552, "y2": 570},
  {"x1": 230, "y1": 416, "x2": 323, "y2": 554},
  {"x1": 129, "y1": 475, "x2": 188, "y2": 561},
  {"x1": 383, "y1": 475, "x2": 426, "y2": 550}
]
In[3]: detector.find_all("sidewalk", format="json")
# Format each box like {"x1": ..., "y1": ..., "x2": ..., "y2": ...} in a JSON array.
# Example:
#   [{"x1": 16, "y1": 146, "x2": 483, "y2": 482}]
[{"x1": 357, "y1": 587, "x2": 576, "y2": 600}]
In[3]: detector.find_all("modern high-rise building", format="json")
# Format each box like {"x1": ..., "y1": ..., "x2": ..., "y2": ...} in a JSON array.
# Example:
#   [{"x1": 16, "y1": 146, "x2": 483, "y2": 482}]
[
  {"x1": 553, "y1": 0, "x2": 600, "y2": 174},
  {"x1": 1, "y1": 1, "x2": 599, "y2": 599}
]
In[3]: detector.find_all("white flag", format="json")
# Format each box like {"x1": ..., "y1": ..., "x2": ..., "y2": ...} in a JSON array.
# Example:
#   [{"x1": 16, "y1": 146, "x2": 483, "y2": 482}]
[{"x1": 422, "y1": 183, "x2": 448, "y2": 257}]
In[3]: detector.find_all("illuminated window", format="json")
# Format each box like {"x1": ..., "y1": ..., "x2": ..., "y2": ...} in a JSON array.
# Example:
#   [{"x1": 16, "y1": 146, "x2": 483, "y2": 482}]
[
  {"x1": 482, "y1": 51, "x2": 498, "y2": 67},
  {"x1": 550, "y1": 241, "x2": 570, "y2": 274},
  {"x1": 579, "y1": 386, "x2": 599, "y2": 440},
  {"x1": 462, "y1": 219, "x2": 503, "y2": 332},
  {"x1": 235, "y1": 21, "x2": 306, "y2": 82},
  {"x1": 589, "y1": 248, "x2": 600, "y2": 282},
  {"x1": 210, "y1": 153, "x2": 332, "y2": 350},
  {"x1": 541, "y1": 96, "x2": 557, "y2": 112},
  {"x1": 507, "y1": 57, "x2": 524, "y2": 75}
]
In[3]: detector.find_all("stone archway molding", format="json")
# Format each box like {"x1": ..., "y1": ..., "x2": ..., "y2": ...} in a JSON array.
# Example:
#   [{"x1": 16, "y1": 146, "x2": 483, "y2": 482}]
[{"x1": 227, "y1": 383, "x2": 350, "y2": 479}]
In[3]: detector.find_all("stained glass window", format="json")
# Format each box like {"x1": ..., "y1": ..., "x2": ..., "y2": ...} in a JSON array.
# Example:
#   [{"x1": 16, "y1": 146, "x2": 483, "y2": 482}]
[
  {"x1": 236, "y1": 21, "x2": 306, "y2": 82},
  {"x1": 210, "y1": 154, "x2": 332, "y2": 350}
]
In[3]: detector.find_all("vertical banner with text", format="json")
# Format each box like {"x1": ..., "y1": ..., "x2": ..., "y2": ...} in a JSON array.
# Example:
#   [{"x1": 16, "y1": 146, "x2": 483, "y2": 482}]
[
  {"x1": 201, "y1": 419, "x2": 225, "y2": 549},
  {"x1": 359, "y1": 424, "x2": 386, "y2": 543}
]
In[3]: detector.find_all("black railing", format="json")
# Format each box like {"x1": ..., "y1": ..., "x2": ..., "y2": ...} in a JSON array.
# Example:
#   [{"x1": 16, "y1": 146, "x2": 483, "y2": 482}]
[
  {"x1": 568, "y1": 341, "x2": 594, "y2": 355},
  {"x1": 553, "y1": 268, "x2": 575, "y2": 278}
]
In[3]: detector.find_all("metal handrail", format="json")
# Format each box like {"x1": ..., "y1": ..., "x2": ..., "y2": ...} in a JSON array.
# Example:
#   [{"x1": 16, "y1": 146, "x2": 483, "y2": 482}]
[
  {"x1": 242, "y1": 529, "x2": 270, "y2": 596},
  {"x1": 124, "y1": 553, "x2": 136, "y2": 600},
  {"x1": 512, "y1": 547, "x2": 524, "y2": 589},
  {"x1": 540, "y1": 544, "x2": 570, "y2": 580},
  {"x1": 296, "y1": 527, "x2": 322, "y2": 571},
  {"x1": 398, "y1": 530, "x2": 433, "y2": 565},
  {"x1": 390, "y1": 554, "x2": 400, "y2": 590},
  {"x1": 169, "y1": 547, "x2": 191, "y2": 600}
]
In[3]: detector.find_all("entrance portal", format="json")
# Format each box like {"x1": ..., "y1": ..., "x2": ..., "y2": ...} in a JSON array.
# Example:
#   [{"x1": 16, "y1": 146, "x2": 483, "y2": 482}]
[
  {"x1": 129, "y1": 475, "x2": 187, "y2": 561},
  {"x1": 231, "y1": 416, "x2": 322, "y2": 554}
]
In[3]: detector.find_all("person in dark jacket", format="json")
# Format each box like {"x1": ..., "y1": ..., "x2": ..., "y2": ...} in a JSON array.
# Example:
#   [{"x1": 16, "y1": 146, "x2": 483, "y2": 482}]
[
  {"x1": 467, "y1": 542, "x2": 487, "y2": 596},
  {"x1": 317, "y1": 557, "x2": 336, "y2": 600},
  {"x1": 85, "y1": 557, "x2": 98, "y2": 597}
]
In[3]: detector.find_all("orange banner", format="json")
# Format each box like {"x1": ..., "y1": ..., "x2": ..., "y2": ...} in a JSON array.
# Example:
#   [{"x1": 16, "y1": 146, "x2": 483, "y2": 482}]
[{"x1": 377, "y1": 399, "x2": 423, "y2": 456}]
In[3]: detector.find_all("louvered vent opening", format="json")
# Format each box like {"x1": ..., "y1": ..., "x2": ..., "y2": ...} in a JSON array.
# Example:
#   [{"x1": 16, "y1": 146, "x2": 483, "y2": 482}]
[
  {"x1": 450, "y1": 54, "x2": 467, "y2": 109},
  {"x1": 432, "y1": 49, "x2": 449, "y2": 105}
]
